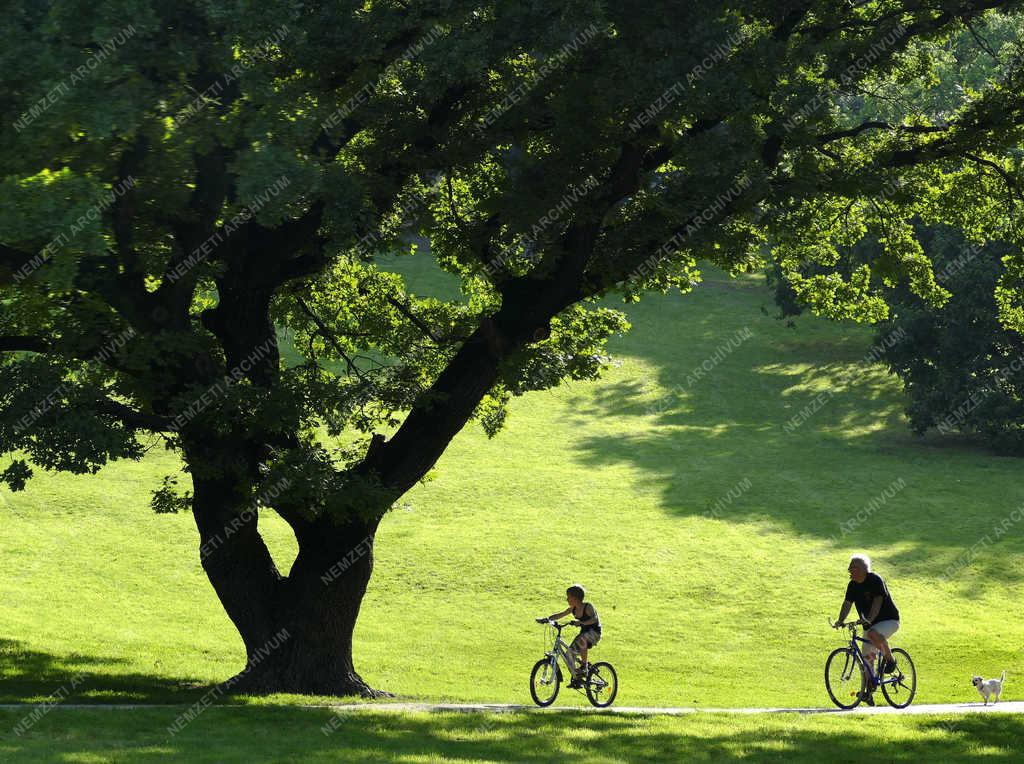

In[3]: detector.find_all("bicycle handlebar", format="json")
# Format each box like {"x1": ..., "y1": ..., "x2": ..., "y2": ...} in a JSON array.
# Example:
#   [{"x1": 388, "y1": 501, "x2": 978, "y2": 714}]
[
  {"x1": 537, "y1": 619, "x2": 570, "y2": 630},
  {"x1": 828, "y1": 617, "x2": 865, "y2": 630}
]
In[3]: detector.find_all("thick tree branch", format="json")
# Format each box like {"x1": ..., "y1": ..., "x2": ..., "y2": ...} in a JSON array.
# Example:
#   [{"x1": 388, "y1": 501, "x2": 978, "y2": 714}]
[
  {"x1": 346, "y1": 138, "x2": 664, "y2": 499},
  {"x1": 351, "y1": 289, "x2": 560, "y2": 500},
  {"x1": 816, "y1": 121, "x2": 951, "y2": 144},
  {"x1": 103, "y1": 133, "x2": 156, "y2": 322},
  {"x1": 0, "y1": 335, "x2": 51, "y2": 354},
  {"x1": 0, "y1": 243, "x2": 37, "y2": 279},
  {"x1": 269, "y1": 202, "x2": 330, "y2": 284},
  {"x1": 93, "y1": 398, "x2": 173, "y2": 432},
  {"x1": 772, "y1": 2, "x2": 815, "y2": 40},
  {"x1": 159, "y1": 143, "x2": 234, "y2": 301},
  {"x1": 111, "y1": 134, "x2": 147, "y2": 267}
]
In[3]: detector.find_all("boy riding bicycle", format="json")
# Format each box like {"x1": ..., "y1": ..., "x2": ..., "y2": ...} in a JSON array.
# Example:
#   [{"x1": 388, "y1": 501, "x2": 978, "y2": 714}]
[{"x1": 536, "y1": 584, "x2": 602, "y2": 688}]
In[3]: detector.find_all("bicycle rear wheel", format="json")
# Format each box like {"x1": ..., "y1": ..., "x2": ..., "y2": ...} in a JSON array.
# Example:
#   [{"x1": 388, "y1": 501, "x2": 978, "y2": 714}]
[
  {"x1": 880, "y1": 648, "x2": 917, "y2": 708},
  {"x1": 585, "y1": 662, "x2": 618, "y2": 707},
  {"x1": 825, "y1": 647, "x2": 864, "y2": 709},
  {"x1": 530, "y1": 658, "x2": 561, "y2": 707}
]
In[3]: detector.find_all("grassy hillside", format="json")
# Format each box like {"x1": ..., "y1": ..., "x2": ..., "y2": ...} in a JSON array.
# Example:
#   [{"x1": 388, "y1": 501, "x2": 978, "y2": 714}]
[{"x1": 2, "y1": 256, "x2": 1023, "y2": 712}]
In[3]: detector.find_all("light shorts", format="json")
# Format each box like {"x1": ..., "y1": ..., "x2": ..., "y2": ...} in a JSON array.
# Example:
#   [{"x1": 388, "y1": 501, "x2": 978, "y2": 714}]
[{"x1": 862, "y1": 620, "x2": 899, "y2": 658}]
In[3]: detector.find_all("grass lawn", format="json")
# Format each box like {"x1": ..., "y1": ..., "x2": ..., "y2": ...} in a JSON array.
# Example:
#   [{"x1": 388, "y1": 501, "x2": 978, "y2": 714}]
[
  {"x1": 1, "y1": 709, "x2": 1021, "y2": 763},
  {"x1": 2, "y1": 254, "x2": 1023, "y2": 719}
]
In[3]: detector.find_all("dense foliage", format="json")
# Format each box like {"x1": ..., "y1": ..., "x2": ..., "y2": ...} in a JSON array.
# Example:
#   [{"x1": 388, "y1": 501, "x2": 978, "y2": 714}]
[
  {"x1": 768, "y1": 14, "x2": 1024, "y2": 449},
  {"x1": 876, "y1": 226, "x2": 1024, "y2": 452}
]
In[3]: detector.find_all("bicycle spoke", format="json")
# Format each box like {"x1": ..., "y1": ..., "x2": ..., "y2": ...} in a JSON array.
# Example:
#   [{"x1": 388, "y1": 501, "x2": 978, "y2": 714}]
[
  {"x1": 880, "y1": 648, "x2": 917, "y2": 708},
  {"x1": 530, "y1": 657, "x2": 562, "y2": 707},
  {"x1": 826, "y1": 648, "x2": 865, "y2": 709},
  {"x1": 584, "y1": 663, "x2": 618, "y2": 707}
]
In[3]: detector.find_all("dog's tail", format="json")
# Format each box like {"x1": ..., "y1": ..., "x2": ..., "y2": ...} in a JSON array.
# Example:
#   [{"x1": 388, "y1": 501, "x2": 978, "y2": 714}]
[{"x1": 1001, "y1": 670, "x2": 1007, "y2": 683}]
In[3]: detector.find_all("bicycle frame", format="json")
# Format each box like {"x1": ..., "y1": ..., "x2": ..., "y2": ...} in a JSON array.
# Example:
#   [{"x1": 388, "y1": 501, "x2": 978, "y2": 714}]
[
  {"x1": 843, "y1": 628, "x2": 900, "y2": 689},
  {"x1": 544, "y1": 624, "x2": 580, "y2": 677}
]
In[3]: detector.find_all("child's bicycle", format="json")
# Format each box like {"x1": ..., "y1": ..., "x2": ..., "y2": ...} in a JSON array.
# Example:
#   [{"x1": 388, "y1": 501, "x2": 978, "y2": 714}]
[
  {"x1": 530, "y1": 619, "x2": 618, "y2": 708},
  {"x1": 826, "y1": 619, "x2": 917, "y2": 709}
]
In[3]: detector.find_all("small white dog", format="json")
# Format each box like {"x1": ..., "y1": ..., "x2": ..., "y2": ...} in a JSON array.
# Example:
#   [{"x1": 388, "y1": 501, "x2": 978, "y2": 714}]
[{"x1": 971, "y1": 671, "x2": 1007, "y2": 705}]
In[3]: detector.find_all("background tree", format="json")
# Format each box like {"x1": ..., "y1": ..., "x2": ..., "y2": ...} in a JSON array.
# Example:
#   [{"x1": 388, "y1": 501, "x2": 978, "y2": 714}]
[
  {"x1": 768, "y1": 13, "x2": 1024, "y2": 449},
  {"x1": 876, "y1": 226, "x2": 1024, "y2": 452},
  {"x1": 3, "y1": 0, "x2": 1024, "y2": 696}
]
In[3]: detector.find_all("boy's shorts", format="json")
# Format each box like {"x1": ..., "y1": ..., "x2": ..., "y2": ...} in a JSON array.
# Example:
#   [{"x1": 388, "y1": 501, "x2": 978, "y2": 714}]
[{"x1": 572, "y1": 629, "x2": 601, "y2": 649}]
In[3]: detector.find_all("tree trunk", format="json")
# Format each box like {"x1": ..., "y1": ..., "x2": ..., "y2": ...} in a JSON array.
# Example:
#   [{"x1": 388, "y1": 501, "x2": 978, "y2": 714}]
[
  {"x1": 223, "y1": 518, "x2": 386, "y2": 697},
  {"x1": 188, "y1": 446, "x2": 386, "y2": 697}
]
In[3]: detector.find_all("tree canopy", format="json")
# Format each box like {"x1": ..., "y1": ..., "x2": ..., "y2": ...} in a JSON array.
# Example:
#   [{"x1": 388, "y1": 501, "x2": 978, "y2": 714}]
[
  {"x1": 876, "y1": 225, "x2": 1024, "y2": 451},
  {"x1": 3, "y1": 0, "x2": 1024, "y2": 694},
  {"x1": 766, "y1": 15, "x2": 1024, "y2": 449}
]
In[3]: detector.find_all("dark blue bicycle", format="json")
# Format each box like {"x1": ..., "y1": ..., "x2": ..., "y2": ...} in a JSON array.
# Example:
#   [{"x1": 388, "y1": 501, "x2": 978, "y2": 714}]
[{"x1": 825, "y1": 619, "x2": 917, "y2": 709}]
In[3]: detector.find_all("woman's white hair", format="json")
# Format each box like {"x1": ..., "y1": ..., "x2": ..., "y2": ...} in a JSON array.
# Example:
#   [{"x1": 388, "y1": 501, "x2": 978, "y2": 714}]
[{"x1": 849, "y1": 553, "x2": 872, "y2": 571}]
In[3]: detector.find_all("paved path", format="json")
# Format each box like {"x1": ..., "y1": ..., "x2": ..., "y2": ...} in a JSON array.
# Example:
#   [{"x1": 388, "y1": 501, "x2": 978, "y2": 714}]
[
  {"x1": 3, "y1": 701, "x2": 1020, "y2": 715},
  {"x1": 314, "y1": 701, "x2": 1024, "y2": 716}
]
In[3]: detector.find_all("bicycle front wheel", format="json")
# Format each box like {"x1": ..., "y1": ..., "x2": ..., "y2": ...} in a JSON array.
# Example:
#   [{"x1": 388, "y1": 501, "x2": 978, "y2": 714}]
[
  {"x1": 530, "y1": 658, "x2": 560, "y2": 707},
  {"x1": 825, "y1": 647, "x2": 864, "y2": 709},
  {"x1": 585, "y1": 662, "x2": 618, "y2": 707},
  {"x1": 880, "y1": 648, "x2": 917, "y2": 708}
]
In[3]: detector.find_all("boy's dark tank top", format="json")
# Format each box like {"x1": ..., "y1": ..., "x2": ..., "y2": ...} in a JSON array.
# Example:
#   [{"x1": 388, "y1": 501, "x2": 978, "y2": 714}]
[{"x1": 576, "y1": 602, "x2": 602, "y2": 634}]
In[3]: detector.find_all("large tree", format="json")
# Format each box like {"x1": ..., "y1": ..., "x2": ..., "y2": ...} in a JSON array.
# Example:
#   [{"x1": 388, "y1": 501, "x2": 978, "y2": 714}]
[{"x1": 3, "y1": 1, "x2": 1024, "y2": 696}]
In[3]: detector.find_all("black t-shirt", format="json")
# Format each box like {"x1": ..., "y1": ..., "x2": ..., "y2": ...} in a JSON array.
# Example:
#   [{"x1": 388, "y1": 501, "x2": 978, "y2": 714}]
[{"x1": 845, "y1": 572, "x2": 900, "y2": 625}]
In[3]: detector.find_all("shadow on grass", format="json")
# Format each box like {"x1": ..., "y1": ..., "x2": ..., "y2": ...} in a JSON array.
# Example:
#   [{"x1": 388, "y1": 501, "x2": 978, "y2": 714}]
[
  {"x1": 567, "y1": 274, "x2": 1024, "y2": 588},
  {"x1": 0, "y1": 638, "x2": 207, "y2": 704},
  {"x1": 0, "y1": 708, "x2": 1020, "y2": 762}
]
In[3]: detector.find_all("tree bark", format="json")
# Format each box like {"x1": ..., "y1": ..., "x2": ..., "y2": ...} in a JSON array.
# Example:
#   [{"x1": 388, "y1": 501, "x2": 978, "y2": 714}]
[
  {"x1": 224, "y1": 517, "x2": 385, "y2": 697},
  {"x1": 187, "y1": 441, "x2": 386, "y2": 697}
]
